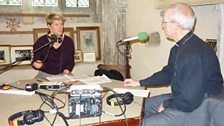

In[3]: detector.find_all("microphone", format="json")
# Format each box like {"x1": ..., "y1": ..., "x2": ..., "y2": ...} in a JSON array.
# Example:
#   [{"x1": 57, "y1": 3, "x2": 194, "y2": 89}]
[
  {"x1": 49, "y1": 34, "x2": 58, "y2": 46},
  {"x1": 119, "y1": 32, "x2": 149, "y2": 44}
]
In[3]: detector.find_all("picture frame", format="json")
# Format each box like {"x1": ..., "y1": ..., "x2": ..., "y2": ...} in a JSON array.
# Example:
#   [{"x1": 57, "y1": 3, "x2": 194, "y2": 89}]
[
  {"x1": 76, "y1": 26, "x2": 101, "y2": 60},
  {"x1": 74, "y1": 49, "x2": 82, "y2": 63},
  {"x1": 83, "y1": 52, "x2": 96, "y2": 62},
  {"x1": 206, "y1": 39, "x2": 217, "y2": 52},
  {"x1": 0, "y1": 45, "x2": 10, "y2": 65},
  {"x1": 10, "y1": 45, "x2": 33, "y2": 65},
  {"x1": 33, "y1": 27, "x2": 75, "y2": 43}
]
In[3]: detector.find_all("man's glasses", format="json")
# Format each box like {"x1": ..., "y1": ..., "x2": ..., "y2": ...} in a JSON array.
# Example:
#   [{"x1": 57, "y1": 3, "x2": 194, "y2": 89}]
[{"x1": 162, "y1": 21, "x2": 173, "y2": 24}]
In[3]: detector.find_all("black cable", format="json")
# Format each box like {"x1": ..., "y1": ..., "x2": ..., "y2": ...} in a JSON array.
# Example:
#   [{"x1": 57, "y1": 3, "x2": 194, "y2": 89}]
[
  {"x1": 116, "y1": 41, "x2": 132, "y2": 57},
  {"x1": 57, "y1": 112, "x2": 69, "y2": 126},
  {"x1": 101, "y1": 86, "x2": 128, "y2": 126},
  {"x1": 36, "y1": 91, "x2": 58, "y2": 126},
  {"x1": 35, "y1": 91, "x2": 69, "y2": 126},
  {"x1": 41, "y1": 46, "x2": 52, "y2": 62}
]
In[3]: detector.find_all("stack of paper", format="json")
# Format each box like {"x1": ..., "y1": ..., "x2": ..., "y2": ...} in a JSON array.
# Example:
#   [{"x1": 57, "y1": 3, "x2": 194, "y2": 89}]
[
  {"x1": 78, "y1": 74, "x2": 112, "y2": 85},
  {"x1": 46, "y1": 75, "x2": 77, "y2": 82},
  {"x1": 112, "y1": 88, "x2": 150, "y2": 98}
]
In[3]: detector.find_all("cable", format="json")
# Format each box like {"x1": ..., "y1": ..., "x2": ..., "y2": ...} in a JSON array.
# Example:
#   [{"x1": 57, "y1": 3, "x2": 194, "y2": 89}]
[
  {"x1": 116, "y1": 41, "x2": 132, "y2": 57},
  {"x1": 101, "y1": 86, "x2": 128, "y2": 126},
  {"x1": 35, "y1": 91, "x2": 69, "y2": 126},
  {"x1": 41, "y1": 46, "x2": 52, "y2": 62}
]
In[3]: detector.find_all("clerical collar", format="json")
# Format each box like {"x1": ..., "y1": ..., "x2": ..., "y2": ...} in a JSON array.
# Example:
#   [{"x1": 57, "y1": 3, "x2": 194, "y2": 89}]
[{"x1": 175, "y1": 32, "x2": 193, "y2": 47}]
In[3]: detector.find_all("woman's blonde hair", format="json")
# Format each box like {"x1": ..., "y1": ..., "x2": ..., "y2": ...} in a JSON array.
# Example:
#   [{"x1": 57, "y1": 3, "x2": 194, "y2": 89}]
[{"x1": 45, "y1": 13, "x2": 66, "y2": 25}]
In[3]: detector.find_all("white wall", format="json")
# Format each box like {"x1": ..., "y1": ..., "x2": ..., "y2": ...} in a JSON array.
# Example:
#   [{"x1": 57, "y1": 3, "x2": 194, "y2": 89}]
[{"x1": 126, "y1": 0, "x2": 219, "y2": 96}]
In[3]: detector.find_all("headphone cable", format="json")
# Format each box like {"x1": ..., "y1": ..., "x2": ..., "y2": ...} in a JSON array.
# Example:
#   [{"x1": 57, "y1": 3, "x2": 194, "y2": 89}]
[
  {"x1": 101, "y1": 86, "x2": 128, "y2": 126},
  {"x1": 35, "y1": 91, "x2": 69, "y2": 126}
]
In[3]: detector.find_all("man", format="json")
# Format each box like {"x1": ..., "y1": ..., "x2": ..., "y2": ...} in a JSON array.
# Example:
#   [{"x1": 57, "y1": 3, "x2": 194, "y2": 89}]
[{"x1": 124, "y1": 3, "x2": 223, "y2": 126}]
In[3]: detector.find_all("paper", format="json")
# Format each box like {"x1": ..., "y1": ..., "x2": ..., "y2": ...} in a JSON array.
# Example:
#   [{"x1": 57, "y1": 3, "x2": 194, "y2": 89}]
[
  {"x1": 112, "y1": 88, "x2": 150, "y2": 98},
  {"x1": 78, "y1": 74, "x2": 112, "y2": 85},
  {"x1": 0, "y1": 89, "x2": 35, "y2": 96},
  {"x1": 46, "y1": 74, "x2": 77, "y2": 82}
]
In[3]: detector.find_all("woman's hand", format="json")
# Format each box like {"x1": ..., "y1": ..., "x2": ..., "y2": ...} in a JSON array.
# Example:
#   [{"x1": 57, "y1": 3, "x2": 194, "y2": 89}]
[
  {"x1": 33, "y1": 60, "x2": 43, "y2": 69},
  {"x1": 63, "y1": 69, "x2": 70, "y2": 75}
]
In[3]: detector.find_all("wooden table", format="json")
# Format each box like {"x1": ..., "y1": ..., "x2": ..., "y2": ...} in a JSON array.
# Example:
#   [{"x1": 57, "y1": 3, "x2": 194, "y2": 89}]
[{"x1": 0, "y1": 79, "x2": 148, "y2": 126}]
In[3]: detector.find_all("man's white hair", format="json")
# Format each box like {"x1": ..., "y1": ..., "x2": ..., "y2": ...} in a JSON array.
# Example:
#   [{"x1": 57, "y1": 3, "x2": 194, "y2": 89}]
[{"x1": 169, "y1": 4, "x2": 196, "y2": 30}]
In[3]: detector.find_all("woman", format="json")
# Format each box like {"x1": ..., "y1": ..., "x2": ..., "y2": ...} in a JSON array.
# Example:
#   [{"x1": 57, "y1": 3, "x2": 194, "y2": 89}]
[{"x1": 32, "y1": 13, "x2": 75, "y2": 79}]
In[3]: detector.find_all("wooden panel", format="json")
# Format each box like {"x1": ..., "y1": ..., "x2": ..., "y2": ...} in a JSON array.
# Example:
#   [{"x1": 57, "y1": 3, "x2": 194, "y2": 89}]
[
  {"x1": 0, "y1": 13, "x2": 90, "y2": 17},
  {"x1": 155, "y1": 0, "x2": 224, "y2": 9},
  {"x1": 91, "y1": 117, "x2": 141, "y2": 126}
]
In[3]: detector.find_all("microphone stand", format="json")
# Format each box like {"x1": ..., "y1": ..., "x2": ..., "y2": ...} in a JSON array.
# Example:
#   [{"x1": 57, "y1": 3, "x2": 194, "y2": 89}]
[
  {"x1": 0, "y1": 41, "x2": 54, "y2": 74},
  {"x1": 124, "y1": 42, "x2": 131, "y2": 78}
]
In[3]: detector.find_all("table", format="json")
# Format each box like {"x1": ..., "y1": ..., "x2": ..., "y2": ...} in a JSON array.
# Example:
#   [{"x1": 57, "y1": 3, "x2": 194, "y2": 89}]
[{"x1": 0, "y1": 79, "x2": 148, "y2": 126}]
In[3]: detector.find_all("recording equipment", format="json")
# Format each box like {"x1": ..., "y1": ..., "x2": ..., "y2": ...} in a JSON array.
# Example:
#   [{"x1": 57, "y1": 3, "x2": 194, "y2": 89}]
[
  {"x1": 68, "y1": 85, "x2": 102, "y2": 119},
  {"x1": 0, "y1": 84, "x2": 11, "y2": 90},
  {"x1": 58, "y1": 36, "x2": 62, "y2": 43},
  {"x1": 8, "y1": 109, "x2": 44, "y2": 125},
  {"x1": 49, "y1": 34, "x2": 63, "y2": 44},
  {"x1": 119, "y1": 32, "x2": 149, "y2": 44},
  {"x1": 25, "y1": 83, "x2": 38, "y2": 92},
  {"x1": 25, "y1": 82, "x2": 65, "y2": 92},
  {"x1": 106, "y1": 92, "x2": 134, "y2": 106},
  {"x1": 49, "y1": 34, "x2": 58, "y2": 46}
]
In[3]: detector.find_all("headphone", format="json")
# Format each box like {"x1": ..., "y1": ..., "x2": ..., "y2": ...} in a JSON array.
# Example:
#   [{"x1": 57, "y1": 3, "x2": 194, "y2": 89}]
[
  {"x1": 106, "y1": 92, "x2": 134, "y2": 106},
  {"x1": 8, "y1": 109, "x2": 44, "y2": 125}
]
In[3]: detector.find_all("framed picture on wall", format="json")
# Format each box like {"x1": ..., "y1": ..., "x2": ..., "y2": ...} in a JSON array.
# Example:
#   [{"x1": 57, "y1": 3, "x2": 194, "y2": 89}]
[
  {"x1": 83, "y1": 52, "x2": 96, "y2": 62},
  {"x1": 10, "y1": 45, "x2": 33, "y2": 65},
  {"x1": 33, "y1": 27, "x2": 75, "y2": 44},
  {"x1": 74, "y1": 49, "x2": 82, "y2": 63},
  {"x1": 206, "y1": 39, "x2": 217, "y2": 52},
  {"x1": 0, "y1": 45, "x2": 10, "y2": 65},
  {"x1": 76, "y1": 26, "x2": 101, "y2": 60}
]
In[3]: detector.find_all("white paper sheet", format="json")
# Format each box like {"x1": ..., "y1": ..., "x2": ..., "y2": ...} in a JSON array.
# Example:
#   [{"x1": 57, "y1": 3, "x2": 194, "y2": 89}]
[{"x1": 112, "y1": 88, "x2": 150, "y2": 98}]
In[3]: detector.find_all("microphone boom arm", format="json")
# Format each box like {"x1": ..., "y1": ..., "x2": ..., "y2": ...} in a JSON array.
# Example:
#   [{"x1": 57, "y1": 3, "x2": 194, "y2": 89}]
[{"x1": 0, "y1": 40, "x2": 53, "y2": 74}]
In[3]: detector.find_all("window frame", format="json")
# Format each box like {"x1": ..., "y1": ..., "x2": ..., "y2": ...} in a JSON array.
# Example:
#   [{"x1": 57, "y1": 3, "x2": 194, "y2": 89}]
[{"x1": 0, "y1": 0, "x2": 93, "y2": 14}]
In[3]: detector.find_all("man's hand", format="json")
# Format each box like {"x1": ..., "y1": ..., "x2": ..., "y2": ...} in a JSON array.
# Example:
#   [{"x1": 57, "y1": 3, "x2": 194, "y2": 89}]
[
  {"x1": 124, "y1": 79, "x2": 140, "y2": 87},
  {"x1": 33, "y1": 60, "x2": 43, "y2": 69},
  {"x1": 158, "y1": 102, "x2": 164, "y2": 112}
]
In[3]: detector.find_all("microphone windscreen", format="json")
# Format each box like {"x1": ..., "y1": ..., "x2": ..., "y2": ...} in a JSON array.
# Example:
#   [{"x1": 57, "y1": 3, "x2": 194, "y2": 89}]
[
  {"x1": 138, "y1": 32, "x2": 149, "y2": 41},
  {"x1": 50, "y1": 34, "x2": 58, "y2": 42}
]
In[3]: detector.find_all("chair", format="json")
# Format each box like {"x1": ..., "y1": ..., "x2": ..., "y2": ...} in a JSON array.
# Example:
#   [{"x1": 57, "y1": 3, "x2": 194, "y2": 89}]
[{"x1": 96, "y1": 64, "x2": 129, "y2": 79}]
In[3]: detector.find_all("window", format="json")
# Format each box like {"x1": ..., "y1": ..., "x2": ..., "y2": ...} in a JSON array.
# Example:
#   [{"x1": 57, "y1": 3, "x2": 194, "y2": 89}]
[
  {"x1": 66, "y1": 0, "x2": 89, "y2": 7},
  {"x1": 0, "y1": 0, "x2": 89, "y2": 7},
  {"x1": 0, "y1": 0, "x2": 92, "y2": 14},
  {"x1": 32, "y1": 0, "x2": 89, "y2": 7},
  {"x1": 32, "y1": 0, "x2": 58, "y2": 7},
  {"x1": 0, "y1": 0, "x2": 22, "y2": 5}
]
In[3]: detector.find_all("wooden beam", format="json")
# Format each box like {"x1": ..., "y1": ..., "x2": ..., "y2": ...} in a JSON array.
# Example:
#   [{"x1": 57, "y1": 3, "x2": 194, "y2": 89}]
[
  {"x1": 0, "y1": 13, "x2": 90, "y2": 17},
  {"x1": 0, "y1": 31, "x2": 33, "y2": 34}
]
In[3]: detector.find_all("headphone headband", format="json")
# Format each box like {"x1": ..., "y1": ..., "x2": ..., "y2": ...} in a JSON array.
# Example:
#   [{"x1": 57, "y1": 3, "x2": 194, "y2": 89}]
[
  {"x1": 106, "y1": 92, "x2": 134, "y2": 106},
  {"x1": 8, "y1": 109, "x2": 44, "y2": 126}
]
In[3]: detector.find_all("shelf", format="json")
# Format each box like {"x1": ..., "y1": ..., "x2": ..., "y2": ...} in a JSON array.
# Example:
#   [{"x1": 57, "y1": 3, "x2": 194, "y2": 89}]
[{"x1": 0, "y1": 31, "x2": 33, "y2": 34}]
